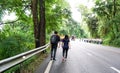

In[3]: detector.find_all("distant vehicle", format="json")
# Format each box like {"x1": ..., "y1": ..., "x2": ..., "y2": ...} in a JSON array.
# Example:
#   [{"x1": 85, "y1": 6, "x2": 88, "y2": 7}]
[{"x1": 71, "y1": 36, "x2": 75, "y2": 40}]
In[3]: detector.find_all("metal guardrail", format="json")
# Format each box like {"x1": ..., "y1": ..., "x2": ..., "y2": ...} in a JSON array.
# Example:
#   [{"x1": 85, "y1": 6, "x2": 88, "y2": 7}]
[
  {"x1": 81, "y1": 38, "x2": 102, "y2": 44},
  {"x1": 0, "y1": 43, "x2": 50, "y2": 73}
]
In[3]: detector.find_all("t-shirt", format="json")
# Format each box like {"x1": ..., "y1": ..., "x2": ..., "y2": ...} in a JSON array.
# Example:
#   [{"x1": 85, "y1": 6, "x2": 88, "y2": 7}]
[{"x1": 62, "y1": 39, "x2": 70, "y2": 49}]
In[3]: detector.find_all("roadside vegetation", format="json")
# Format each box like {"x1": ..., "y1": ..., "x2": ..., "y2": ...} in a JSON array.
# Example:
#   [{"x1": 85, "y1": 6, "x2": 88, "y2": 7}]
[
  {"x1": 78, "y1": 0, "x2": 120, "y2": 47},
  {"x1": 0, "y1": 0, "x2": 120, "y2": 72}
]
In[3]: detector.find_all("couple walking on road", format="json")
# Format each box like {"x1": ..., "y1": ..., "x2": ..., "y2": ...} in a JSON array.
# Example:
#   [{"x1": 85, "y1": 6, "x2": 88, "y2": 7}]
[{"x1": 50, "y1": 31, "x2": 70, "y2": 62}]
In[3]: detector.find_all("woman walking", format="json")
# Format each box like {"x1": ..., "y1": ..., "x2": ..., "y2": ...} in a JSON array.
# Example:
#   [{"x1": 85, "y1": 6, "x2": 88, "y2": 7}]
[{"x1": 62, "y1": 35, "x2": 70, "y2": 62}]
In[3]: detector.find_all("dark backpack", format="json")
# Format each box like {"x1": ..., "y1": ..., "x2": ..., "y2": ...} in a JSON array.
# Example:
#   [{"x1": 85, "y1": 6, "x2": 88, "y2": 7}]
[{"x1": 51, "y1": 35, "x2": 57, "y2": 44}]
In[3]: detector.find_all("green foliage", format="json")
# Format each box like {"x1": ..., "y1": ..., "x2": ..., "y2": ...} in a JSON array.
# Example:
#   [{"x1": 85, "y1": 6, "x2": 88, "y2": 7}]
[
  {"x1": 92, "y1": 0, "x2": 120, "y2": 47},
  {"x1": 86, "y1": 15, "x2": 99, "y2": 38},
  {"x1": 0, "y1": 23, "x2": 34, "y2": 60},
  {"x1": 0, "y1": 0, "x2": 89, "y2": 62},
  {"x1": 46, "y1": 0, "x2": 86, "y2": 39},
  {"x1": 0, "y1": 0, "x2": 31, "y2": 23},
  {"x1": 59, "y1": 18, "x2": 87, "y2": 38},
  {"x1": 0, "y1": 0, "x2": 73, "y2": 60},
  {"x1": 78, "y1": 0, "x2": 120, "y2": 47},
  {"x1": 46, "y1": 0, "x2": 71, "y2": 33},
  {"x1": 78, "y1": 4, "x2": 93, "y2": 38}
]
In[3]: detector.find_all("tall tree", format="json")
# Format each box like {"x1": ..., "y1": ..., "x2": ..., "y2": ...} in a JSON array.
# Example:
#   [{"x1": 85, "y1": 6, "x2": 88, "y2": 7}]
[
  {"x1": 31, "y1": 0, "x2": 46, "y2": 47},
  {"x1": 31, "y1": 0, "x2": 40, "y2": 48},
  {"x1": 39, "y1": 0, "x2": 46, "y2": 46}
]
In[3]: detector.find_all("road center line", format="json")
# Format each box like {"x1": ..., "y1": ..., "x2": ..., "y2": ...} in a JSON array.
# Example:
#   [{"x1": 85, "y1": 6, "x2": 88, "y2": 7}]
[
  {"x1": 110, "y1": 67, "x2": 120, "y2": 73},
  {"x1": 44, "y1": 60, "x2": 53, "y2": 73}
]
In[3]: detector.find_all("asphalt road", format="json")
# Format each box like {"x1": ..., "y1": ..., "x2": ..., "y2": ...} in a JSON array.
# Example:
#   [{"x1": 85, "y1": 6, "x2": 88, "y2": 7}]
[{"x1": 35, "y1": 39, "x2": 120, "y2": 73}]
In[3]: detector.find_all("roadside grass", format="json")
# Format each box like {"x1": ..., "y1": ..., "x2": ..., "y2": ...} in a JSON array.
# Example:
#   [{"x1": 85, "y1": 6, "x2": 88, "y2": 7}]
[
  {"x1": 22, "y1": 49, "x2": 50, "y2": 73},
  {"x1": 4, "y1": 49, "x2": 50, "y2": 73}
]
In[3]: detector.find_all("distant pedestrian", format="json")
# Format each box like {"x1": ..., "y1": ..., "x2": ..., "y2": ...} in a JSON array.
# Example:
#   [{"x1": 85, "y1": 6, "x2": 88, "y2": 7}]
[
  {"x1": 50, "y1": 31, "x2": 60, "y2": 60},
  {"x1": 62, "y1": 35, "x2": 70, "y2": 62}
]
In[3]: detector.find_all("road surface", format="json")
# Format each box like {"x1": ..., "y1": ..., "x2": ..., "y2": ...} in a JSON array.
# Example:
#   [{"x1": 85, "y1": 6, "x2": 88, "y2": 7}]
[{"x1": 35, "y1": 39, "x2": 120, "y2": 73}]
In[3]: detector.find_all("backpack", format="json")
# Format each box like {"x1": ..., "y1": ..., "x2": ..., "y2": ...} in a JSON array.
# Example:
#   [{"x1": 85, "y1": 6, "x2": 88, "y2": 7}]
[{"x1": 51, "y1": 35, "x2": 57, "y2": 44}]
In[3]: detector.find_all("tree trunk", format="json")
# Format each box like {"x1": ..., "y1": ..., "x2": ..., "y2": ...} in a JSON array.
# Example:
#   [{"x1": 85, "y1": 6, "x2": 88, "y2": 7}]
[
  {"x1": 31, "y1": 0, "x2": 40, "y2": 48},
  {"x1": 39, "y1": 0, "x2": 46, "y2": 46},
  {"x1": 113, "y1": 0, "x2": 116, "y2": 16},
  {"x1": 31, "y1": 0, "x2": 46, "y2": 48}
]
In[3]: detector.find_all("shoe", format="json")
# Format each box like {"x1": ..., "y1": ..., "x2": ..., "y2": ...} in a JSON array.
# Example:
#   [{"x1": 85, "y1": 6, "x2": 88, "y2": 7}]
[
  {"x1": 50, "y1": 58, "x2": 53, "y2": 60},
  {"x1": 62, "y1": 57, "x2": 65, "y2": 62},
  {"x1": 64, "y1": 58, "x2": 67, "y2": 61},
  {"x1": 53, "y1": 58, "x2": 56, "y2": 61}
]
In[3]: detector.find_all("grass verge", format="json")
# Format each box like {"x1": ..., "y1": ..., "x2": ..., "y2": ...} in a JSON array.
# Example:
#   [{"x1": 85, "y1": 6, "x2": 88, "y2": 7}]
[{"x1": 4, "y1": 49, "x2": 50, "y2": 73}]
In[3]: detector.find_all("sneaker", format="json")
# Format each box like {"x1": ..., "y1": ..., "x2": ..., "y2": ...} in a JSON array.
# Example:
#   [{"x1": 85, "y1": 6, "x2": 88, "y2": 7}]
[
  {"x1": 62, "y1": 57, "x2": 65, "y2": 62},
  {"x1": 50, "y1": 58, "x2": 53, "y2": 60},
  {"x1": 53, "y1": 58, "x2": 56, "y2": 61},
  {"x1": 64, "y1": 58, "x2": 67, "y2": 61}
]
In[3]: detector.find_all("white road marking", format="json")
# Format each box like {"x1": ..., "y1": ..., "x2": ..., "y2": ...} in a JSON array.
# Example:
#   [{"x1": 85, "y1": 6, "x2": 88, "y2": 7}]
[
  {"x1": 110, "y1": 67, "x2": 120, "y2": 73},
  {"x1": 44, "y1": 60, "x2": 53, "y2": 73},
  {"x1": 87, "y1": 53, "x2": 92, "y2": 56}
]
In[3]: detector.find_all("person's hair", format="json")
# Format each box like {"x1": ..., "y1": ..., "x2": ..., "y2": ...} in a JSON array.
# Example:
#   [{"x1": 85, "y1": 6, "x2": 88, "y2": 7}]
[
  {"x1": 64, "y1": 35, "x2": 69, "y2": 39},
  {"x1": 54, "y1": 31, "x2": 58, "y2": 34}
]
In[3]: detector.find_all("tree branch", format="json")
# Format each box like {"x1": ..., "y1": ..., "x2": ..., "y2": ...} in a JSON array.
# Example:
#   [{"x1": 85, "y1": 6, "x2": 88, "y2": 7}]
[{"x1": 0, "y1": 19, "x2": 19, "y2": 25}]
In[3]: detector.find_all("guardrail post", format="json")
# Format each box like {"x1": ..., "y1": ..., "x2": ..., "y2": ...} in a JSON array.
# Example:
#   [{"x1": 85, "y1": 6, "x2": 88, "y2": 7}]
[{"x1": 20, "y1": 62, "x2": 24, "y2": 73}]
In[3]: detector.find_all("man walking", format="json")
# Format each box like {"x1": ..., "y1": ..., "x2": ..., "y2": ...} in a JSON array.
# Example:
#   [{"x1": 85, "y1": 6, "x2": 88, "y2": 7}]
[{"x1": 50, "y1": 31, "x2": 60, "y2": 60}]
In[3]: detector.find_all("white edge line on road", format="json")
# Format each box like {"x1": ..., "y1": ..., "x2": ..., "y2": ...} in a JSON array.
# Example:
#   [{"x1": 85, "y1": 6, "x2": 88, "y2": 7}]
[
  {"x1": 110, "y1": 67, "x2": 120, "y2": 73},
  {"x1": 87, "y1": 53, "x2": 92, "y2": 56},
  {"x1": 44, "y1": 60, "x2": 53, "y2": 73}
]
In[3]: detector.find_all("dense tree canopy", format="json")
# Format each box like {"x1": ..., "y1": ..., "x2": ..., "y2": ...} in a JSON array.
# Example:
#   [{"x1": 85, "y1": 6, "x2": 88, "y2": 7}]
[
  {"x1": 0, "y1": 0, "x2": 85, "y2": 60},
  {"x1": 92, "y1": 0, "x2": 120, "y2": 47},
  {"x1": 79, "y1": 0, "x2": 120, "y2": 47}
]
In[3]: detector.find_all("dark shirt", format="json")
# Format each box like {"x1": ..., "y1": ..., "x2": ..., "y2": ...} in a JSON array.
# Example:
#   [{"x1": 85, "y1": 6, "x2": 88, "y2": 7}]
[
  {"x1": 62, "y1": 39, "x2": 70, "y2": 49},
  {"x1": 50, "y1": 34, "x2": 60, "y2": 45}
]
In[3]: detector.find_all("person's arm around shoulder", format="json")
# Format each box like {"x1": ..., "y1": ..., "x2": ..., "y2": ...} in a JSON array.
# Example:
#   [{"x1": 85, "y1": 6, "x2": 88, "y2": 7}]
[
  {"x1": 57, "y1": 35, "x2": 61, "y2": 48},
  {"x1": 50, "y1": 35, "x2": 52, "y2": 49},
  {"x1": 69, "y1": 40, "x2": 71, "y2": 49}
]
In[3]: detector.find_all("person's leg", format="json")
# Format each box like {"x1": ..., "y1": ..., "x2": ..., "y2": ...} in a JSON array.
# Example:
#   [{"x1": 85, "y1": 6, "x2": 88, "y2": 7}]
[
  {"x1": 65, "y1": 48, "x2": 69, "y2": 59},
  {"x1": 53, "y1": 45, "x2": 57, "y2": 60},
  {"x1": 62, "y1": 48, "x2": 65, "y2": 58},
  {"x1": 62, "y1": 48, "x2": 66, "y2": 62},
  {"x1": 51, "y1": 44, "x2": 54, "y2": 60}
]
